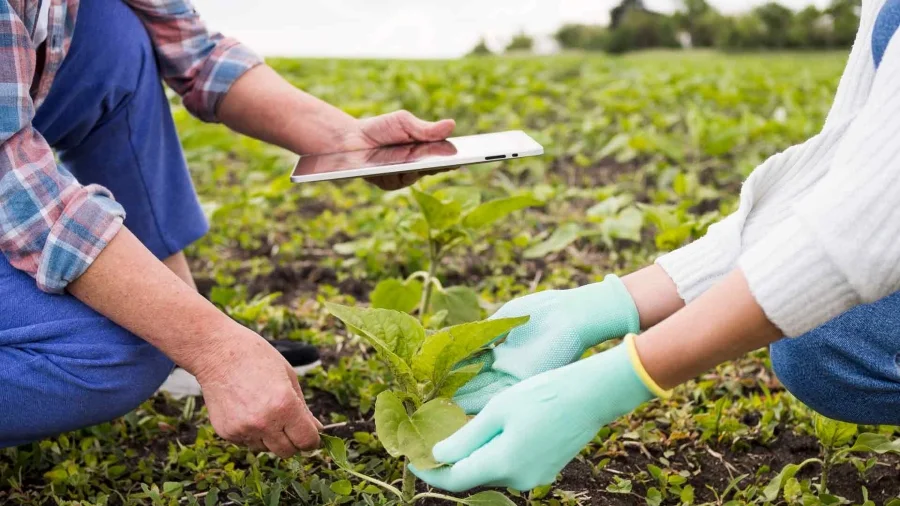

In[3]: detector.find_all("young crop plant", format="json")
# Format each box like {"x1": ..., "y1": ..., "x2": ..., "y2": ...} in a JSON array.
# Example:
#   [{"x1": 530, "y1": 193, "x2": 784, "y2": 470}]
[
  {"x1": 322, "y1": 302, "x2": 526, "y2": 505},
  {"x1": 370, "y1": 187, "x2": 542, "y2": 327},
  {"x1": 762, "y1": 413, "x2": 900, "y2": 504}
]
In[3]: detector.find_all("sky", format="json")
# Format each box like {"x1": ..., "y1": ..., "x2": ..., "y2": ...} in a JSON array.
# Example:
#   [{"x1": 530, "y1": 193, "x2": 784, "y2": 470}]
[{"x1": 191, "y1": 0, "x2": 832, "y2": 59}]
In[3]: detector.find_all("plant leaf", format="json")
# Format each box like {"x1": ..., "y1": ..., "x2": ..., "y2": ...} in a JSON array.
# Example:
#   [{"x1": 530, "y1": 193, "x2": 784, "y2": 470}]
[
  {"x1": 412, "y1": 188, "x2": 461, "y2": 232},
  {"x1": 432, "y1": 362, "x2": 484, "y2": 399},
  {"x1": 430, "y1": 286, "x2": 483, "y2": 325},
  {"x1": 370, "y1": 278, "x2": 423, "y2": 314},
  {"x1": 646, "y1": 487, "x2": 662, "y2": 506},
  {"x1": 325, "y1": 303, "x2": 425, "y2": 361},
  {"x1": 462, "y1": 195, "x2": 543, "y2": 230},
  {"x1": 848, "y1": 432, "x2": 900, "y2": 454},
  {"x1": 413, "y1": 316, "x2": 529, "y2": 384},
  {"x1": 433, "y1": 187, "x2": 482, "y2": 213},
  {"x1": 396, "y1": 399, "x2": 468, "y2": 470},
  {"x1": 680, "y1": 484, "x2": 695, "y2": 505},
  {"x1": 329, "y1": 480, "x2": 352, "y2": 496},
  {"x1": 814, "y1": 414, "x2": 857, "y2": 449},
  {"x1": 321, "y1": 435, "x2": 349, "y2": 469},
  {"x1": 374, "y1": 391, "x2": 408, "y2": 458},
  {"x1": 587, "y1": 195, "x2": 633, "y2": 217},
  {"x1": 601, "y1": 206, "x2": 644, "y2": 242},
  {"x1": 461, "y1": 491, "x2": 517, "y2": 505},
  {"x1": 762, "y1": 459, "x2": 818, "y2": 502},
  {"x1": 523, "y1": 223, "x2": 583, "y2": 259},
  {"x1": 606, "y1": 477, "x2": 633, "y2": 494},
  {"x1": 325, "y1": 303, "x2": 421, "y2": 391}
]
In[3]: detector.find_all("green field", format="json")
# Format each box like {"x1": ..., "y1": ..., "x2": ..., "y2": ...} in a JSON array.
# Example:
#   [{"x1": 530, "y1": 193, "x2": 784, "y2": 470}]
[{"x1": 4, "y1": 51, "x2": 900, "y2": 506}]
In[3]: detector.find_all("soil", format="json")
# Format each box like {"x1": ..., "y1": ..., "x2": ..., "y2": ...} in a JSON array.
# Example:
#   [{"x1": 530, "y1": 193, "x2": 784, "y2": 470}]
[
  {"x1": 299, "y1": 380, "x2": 900, "y2": 505},
  {"x1": 244, "y1": 262, "x2": 371, "y2": 303},
  {"x1": 546, "y1": 157, "x2": 644, "y2": 189}
]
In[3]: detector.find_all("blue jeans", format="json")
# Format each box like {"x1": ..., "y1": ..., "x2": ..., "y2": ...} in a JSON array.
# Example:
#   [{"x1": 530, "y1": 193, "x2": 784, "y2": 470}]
[
  {"x1": 0, "y1": 0, "x2": 207, "y2": 447},
  {"x1": 771, "y1": 291, "x2": 900, "y2": 425}
]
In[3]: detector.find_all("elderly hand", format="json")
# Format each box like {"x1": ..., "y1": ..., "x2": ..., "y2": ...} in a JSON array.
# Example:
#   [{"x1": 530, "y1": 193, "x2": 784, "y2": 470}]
[
  {"x1": 454, "y1": 275, "x2": 640, "y2": 414},
  {"x1": 340, "y1": 110, "x2": 456, "y2": 190},
  {"x1": 412, "y1": 336, "x2": 668, "y2": 493},
  {"x1": 193, "y1": 326, "x2": 323, "y2": 458}
]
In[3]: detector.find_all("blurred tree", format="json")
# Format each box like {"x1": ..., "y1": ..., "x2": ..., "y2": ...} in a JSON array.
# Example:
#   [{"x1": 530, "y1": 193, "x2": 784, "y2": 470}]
[
  {"x1": 788, "y1": 6, "x2": 832, "y2": 48},
  {"x1": 828, "y1": 0, "x2": 862, "y2": 47},
  {"x1": 674, "y1": 0, "x2": 724, "y2": 48},
  {"x1": 555, "y1": 24, "x2": 609, "y2": 51},
  {"x1": 753, "y1": 2, "x2": 795, "y2": 48},
  {"x1": 607, "y1": 9, "x2": 680, "y2": 54},
  {"x1": 611, "y1": 0, "x2": 647, "y2": 28},
  {"x1": 554, "y1": 0, "x2": 858, "y2": 54},
  {"x1": 716, "y1": 13, "x2": 768, "y2": 49},
  {"x1": 468, "y1": 38, "x2": 493, "y2": 56},
  {"x1": 505, "y1": 32, "x2": 534, "y2": 53}
]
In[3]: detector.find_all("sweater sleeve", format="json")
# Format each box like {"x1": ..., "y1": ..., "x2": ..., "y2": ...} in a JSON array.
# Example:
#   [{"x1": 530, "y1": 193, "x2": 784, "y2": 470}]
[
  {"x1": 739, "y1": 33, "x2": 900, "y2": 337},
  {"x1": 656, "y1": 137, "x2": 822, "y2": 303},
  {"x1": 659, "y1": 2, "x2": 879, "y2": 305}
]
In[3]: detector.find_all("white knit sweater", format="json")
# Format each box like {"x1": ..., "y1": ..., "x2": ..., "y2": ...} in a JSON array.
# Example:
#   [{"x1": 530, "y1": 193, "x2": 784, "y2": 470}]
[{"x1": 657, "y1": 0, "x2": 900, "y2": 337}]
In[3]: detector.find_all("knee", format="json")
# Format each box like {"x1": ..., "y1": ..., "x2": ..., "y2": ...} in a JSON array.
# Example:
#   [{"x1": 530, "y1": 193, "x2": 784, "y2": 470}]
[
  {"x1": 109, "y1": 341, "x2": 173, "y2": 415},
  {"x1": 770, "y1": 325, "x2": 900, "y2": 425},
  {"x1": 770, "y1": 336, "x2": 857, "y2": 422}
]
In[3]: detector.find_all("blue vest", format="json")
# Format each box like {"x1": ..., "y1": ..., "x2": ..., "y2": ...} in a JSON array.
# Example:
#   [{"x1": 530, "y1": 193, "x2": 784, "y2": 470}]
[{"x1": 874, "y1": 0, "x2": 900, "y2": 67}]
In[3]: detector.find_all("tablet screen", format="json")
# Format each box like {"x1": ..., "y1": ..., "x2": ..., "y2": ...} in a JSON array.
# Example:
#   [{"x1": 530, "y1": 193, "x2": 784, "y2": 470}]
[{"x1": 291, "y1": 131, "x2": 543, "y2": 183}]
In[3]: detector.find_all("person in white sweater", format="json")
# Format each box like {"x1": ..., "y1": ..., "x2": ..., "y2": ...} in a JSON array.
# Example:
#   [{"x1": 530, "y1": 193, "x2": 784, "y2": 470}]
[{"x1": 411, "y1": 0, "x2": 900, "y2": 493}]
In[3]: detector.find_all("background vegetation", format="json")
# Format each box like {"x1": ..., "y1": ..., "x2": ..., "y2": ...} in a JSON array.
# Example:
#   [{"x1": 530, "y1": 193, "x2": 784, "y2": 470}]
[
  {"x1": 478, "y1": 0, "x2": 862, "y2": 55},
  {"x1": 2, "y1": 49, "x2": 900, "y2": 505}
]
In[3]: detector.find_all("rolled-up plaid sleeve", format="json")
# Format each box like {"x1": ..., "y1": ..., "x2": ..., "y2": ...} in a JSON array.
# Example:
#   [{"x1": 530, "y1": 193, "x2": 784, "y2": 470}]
[
  {"x1": 0, "y1": 4, "x2": 124, "y2": 293},
  {"x1": 125, "y1": 0, "x2": 264, "y2": 122}
]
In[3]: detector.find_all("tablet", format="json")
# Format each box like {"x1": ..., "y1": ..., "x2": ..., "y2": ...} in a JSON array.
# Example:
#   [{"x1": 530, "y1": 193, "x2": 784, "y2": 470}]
[{"x1": 290, "y1": 130, "x2": 543, "y2": 184}]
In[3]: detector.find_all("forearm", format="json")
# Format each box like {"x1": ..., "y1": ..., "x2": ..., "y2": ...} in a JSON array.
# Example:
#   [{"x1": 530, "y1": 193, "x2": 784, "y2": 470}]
[
  {"x1": 635, "y1": 268, "x2": 782, "y2": 390},
  {"x1": 217, "y1": 65, "x2": 358, "y2": 155},
  {"x1": 68, "y1": 228, "x2": 241, "y2": 375},
  {"x1": 621, "y1": 264, "x2": 685, "y2": 329}
]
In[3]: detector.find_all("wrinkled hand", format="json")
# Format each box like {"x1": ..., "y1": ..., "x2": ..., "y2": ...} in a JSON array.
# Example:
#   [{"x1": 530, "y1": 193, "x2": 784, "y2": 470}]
[
  {"x1": 340, "y1": 110, "x2": 457, "y2": 190},
  {"x1": 194, "y1": 328, "x2": 323, "y2": 458},
  {"x1": 413, "y1": 337, "x2": 664, "y2": 493},
  {"x1": 453, "y1": 275, "x2": 640, "y2": 414}
]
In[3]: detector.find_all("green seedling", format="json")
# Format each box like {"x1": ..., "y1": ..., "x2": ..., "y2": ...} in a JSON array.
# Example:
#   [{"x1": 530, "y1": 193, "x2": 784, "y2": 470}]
[
  {"x1": 323, "y1": 302, "x2": 527, "y2": 505},
  {"x1": 764, "y1": 414, "x2": 900, "y2": 503},
  {"x1": 372, "y1": 187, "x2": 542, "y2": 326}
]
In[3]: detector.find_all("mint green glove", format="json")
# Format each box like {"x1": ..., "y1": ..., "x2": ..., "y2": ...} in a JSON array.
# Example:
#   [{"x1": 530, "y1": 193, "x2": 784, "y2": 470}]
[
  {"x1": 412, "y1": 335, "x2": 669, "y2": 493},
  {"x1": 454, "y1": 275, "x2": 639, "y2": 414}
]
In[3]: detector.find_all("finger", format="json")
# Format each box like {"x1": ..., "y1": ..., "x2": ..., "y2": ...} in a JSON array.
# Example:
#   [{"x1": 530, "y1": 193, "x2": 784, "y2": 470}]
[
  {"x1": 409, "y1": 442, "x2": 505, "y2": 493},
  {"x1": 432, "y1": 404, "x2": 503, "y2": 464},
  {"x1": 420, "y1": 167, "x2": 456, "y2": 177},
  {"x1": 291, "y1": 379, "x2": 325, "y2": 432},
  {"x1": 402, "y1": 115, "x2": 456, "y2": 142},
  {"x1": 452, "y1": 371, "x2": 516, "y2": 415},
  {"x1": 283, "y1": 402, "x2": 322, "y2": 451},
  {"x1": 285, "y1": 370, "x2": 323, "y2": 447},
  {"x1": 245, "y1": 438, "x2": 266, "y2": 453},
  {"x1": 367, "y1": 175, "x2": 403, "y2": 191},
  {"x1": 263, "y1": 431, "x2": 300, "y2": 459},
  {"x1": 399, "y1": 172, "x2": 421, "y2": 187}
]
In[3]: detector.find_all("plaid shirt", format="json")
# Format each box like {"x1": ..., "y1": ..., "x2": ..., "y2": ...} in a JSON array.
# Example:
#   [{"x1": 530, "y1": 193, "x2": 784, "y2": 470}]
[{"x1": 0, "y1": 0, "x2": 262, "y2": 293}]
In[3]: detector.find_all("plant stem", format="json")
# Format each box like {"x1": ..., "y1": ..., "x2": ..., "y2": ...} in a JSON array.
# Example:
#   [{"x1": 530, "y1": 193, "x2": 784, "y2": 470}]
[
  {"x1": 402, "y1": 458, "x2": 417, "y2": 504},
  {"x1": 412, "y1": 492, "x2": 466, "y2": 503},
  {"x1": 417, "y1": 236, "x2": 438, "y2": 319},
  {"x1": 342, "y1": 468, "x2": 404, "y2": 500},
  {"x1": 820, "y1": 448, "x2": 831, "y2": 494}
]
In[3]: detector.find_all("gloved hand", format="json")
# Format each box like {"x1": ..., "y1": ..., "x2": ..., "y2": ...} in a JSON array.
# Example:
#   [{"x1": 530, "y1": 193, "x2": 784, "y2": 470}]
[
  {"x1": 454, "y1": 275, "x2": 640, "y2": 414},
  {"x1": 411, "y1": 335, "x2": 670, "y2": 493}
]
